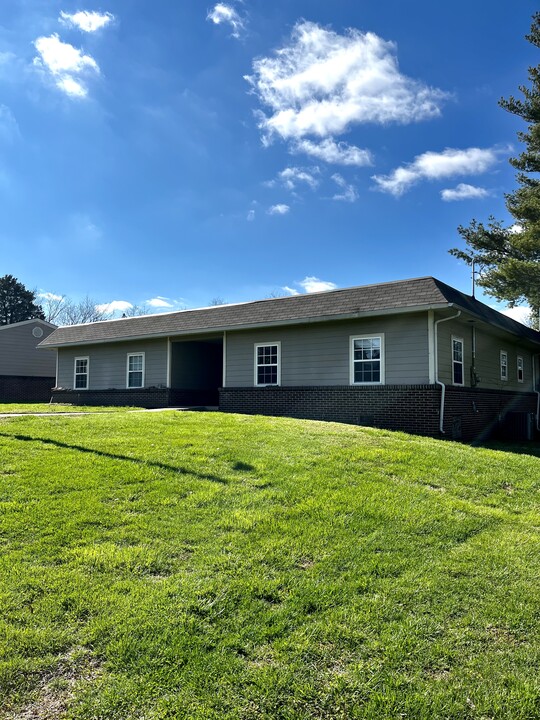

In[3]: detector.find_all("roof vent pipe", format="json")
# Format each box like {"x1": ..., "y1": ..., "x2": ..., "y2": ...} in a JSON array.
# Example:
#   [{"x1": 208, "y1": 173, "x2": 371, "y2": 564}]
[{"x1": 434, "y1": 310, "x2": 462, "y2": 434}]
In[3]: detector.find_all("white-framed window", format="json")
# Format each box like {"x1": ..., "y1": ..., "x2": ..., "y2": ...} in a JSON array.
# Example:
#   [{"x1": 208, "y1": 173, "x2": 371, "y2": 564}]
[
  {"x1": 350, "y1": 335, "x2": 384, "y2": 385},
  {"x1": 254, "y1": 343, "x2": 280, "y2": 386},
  {"x1": 452, "y1": 337, "x2": 464, "y2": 386},
  {"x1": 500, "y1": 350, "x2": 508, "y2": 381},
  {"x1": 74, "y1": 357, "x2": 89, "y2": 389},
  {"x1": 127, "y1": 353, "x2": 145, "y2": 388},
  {"x1": 517, "y1": 356, "x2": 524, "y2": 383}
]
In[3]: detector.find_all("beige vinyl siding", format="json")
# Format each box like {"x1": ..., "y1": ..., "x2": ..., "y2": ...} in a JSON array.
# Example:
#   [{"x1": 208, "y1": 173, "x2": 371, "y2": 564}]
[
  {"x1": 57, "y1": 339, "x2": 168, "y2": 390},
  {"x1": 436, "y1": 317, "x2": 535, "y2": 390},
  {"x1": 225, "y1": 313, "x2": 429, "y2": 387},
  {"x1": 0, "y1": 321, "x2": 56, "y2": 377}
]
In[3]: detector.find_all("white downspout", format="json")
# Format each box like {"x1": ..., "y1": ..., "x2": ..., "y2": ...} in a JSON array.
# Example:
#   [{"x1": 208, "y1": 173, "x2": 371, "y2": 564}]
[{"x1": 434, "y1": 310, "x2": 462, "y2": 434}]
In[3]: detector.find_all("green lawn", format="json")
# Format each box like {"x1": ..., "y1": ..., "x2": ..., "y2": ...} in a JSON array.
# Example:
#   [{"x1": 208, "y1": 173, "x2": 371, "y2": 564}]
[
  {"x1": 1, "y1": 412, "x2": 539, "y2": 719},
  {"x1": 0, "y1": 403, "x2": 143, "y2": 414}
]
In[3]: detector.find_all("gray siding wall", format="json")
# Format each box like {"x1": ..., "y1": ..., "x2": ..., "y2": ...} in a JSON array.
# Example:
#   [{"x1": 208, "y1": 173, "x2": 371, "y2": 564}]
[
  {"x1": 0, "y1": 321, "x2": 56, "y2": 377},
  {"x1": 225, "y1": 314, "x2": 430, "y2": 387},
  {"x1": 57, "y1": 339, "x2": 168, "y2": 390},
  {"x1": 436, "y1": 317, "x2": 535, "y2": 391}
]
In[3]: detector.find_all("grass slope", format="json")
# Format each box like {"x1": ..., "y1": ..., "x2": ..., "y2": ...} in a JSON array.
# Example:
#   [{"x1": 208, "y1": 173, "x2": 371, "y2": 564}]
[
  {"x1": 0, "y1": 411, "x2": 539, "y2": 719},
  {"x1": 0, "y1": 404, "x2": 141, "y2": 414}
]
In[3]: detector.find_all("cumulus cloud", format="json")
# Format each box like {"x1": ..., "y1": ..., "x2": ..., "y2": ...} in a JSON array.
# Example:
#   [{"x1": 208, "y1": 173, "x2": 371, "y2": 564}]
[
  {"x1": 38, "y1": 291, "x2": 63, "y2": 301},
  {"x1": 276, "y1": 166, "x2": 320, "y2": 191},
  {"x1": 207, "y1": 3, "x2": 245, "y2": 39},
  {"x1": 499, "y1": 306, "x2": 531, "y2": 326},
  {"x1": 373, "y1": 147, "x2": 502, "y2": 196},
  {"x1": 268, "y1": 204, "x2": 290, "y2": 215},
  {"x1": 33, "y1": 34, "x2": 99, "y2": 97},
  {"x1": 283, "y1": 286, "x2": 300, "y2": 296},
  {"x1": 292, "y1": 137, "x2": 372, "y2": 166},
  {"x1": 245, "y1": 21, "x2": 448, "y2": 145},
  {"x1": 331, "y1": 173, "x2": 358, "y2": 202},
  {"x1": 59, "y1": 10, "x2": 114, "y2": 32},
  {"x1": 247, "y1": 209, "x2": 255, "y2": 221},
  {"x1": 147, "y1": 297, "x2": 174, "y2": 308},
  {"x1": 298, "y1": 276, "x2": 338, "y2": 293},
  {"x1": 96, "y1": 300, "x2": 133, "y2": 314},
  {"x1": 441, "y1": 183, "x2": 490, "y2": 201}
]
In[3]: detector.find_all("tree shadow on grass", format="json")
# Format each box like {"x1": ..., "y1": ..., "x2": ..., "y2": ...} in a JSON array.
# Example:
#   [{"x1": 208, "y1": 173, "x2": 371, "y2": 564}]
[
  {"x1": 478, "y1": 440, "x2": 540, "y2": 459},
  {"x1": 0, "y1": 432, "x2": 228, "y2": 484}
]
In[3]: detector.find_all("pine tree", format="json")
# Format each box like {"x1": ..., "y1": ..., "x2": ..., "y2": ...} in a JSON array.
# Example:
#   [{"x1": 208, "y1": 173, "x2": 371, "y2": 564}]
[
  {"x1": 0, "y1": 275, "x2": 45, "y2": 325},
  {"x1": 450, "y1": 13, "x2": 540, "y2": 324}
]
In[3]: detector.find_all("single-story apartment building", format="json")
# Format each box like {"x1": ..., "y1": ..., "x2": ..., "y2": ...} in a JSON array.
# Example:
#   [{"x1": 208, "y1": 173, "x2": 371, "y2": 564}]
[
  {"x1": 39, "y1": 277, "x2": 540, "y2": 441},
  {"x1": 0, "y1": 318, "x2": 57, "y2": 402}
]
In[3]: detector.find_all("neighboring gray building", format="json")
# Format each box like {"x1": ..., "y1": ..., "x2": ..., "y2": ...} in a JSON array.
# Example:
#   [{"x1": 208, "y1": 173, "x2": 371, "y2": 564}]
[
  {"x1": 0, "y1": 319, "x2": 57, "y2": 402},
  {"x1": 40, "y1": 277, "x2": 540, "y2": 440}
]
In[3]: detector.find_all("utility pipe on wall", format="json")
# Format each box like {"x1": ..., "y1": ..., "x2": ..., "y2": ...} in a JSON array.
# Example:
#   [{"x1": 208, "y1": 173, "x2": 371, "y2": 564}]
[{"x1": 434, "y1": 309, "x2": 462, "y2": 434}]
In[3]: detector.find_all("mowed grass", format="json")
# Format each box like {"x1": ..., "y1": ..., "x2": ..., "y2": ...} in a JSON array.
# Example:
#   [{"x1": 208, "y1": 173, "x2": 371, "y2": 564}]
[
  {"x1": 0, "y1": 411, "x2": 539, "y2": 720},
  {"x1": 0, "y1": 403, "x2": 142, "y2": 414}
]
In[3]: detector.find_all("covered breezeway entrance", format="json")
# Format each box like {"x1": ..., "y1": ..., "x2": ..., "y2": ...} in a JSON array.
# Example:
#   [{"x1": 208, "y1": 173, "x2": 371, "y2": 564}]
[{"x1": 169, "y1": 336, "x2": 223, "y2": 406}]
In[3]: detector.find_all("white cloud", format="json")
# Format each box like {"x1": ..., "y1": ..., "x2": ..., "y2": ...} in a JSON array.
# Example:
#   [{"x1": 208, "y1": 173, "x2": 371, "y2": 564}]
[
  {"x1": 283, "y1": 286, "x2": 300, "y2": 296},
  {"x1": 56, "y1": 75, "x2": 87, "y2": 97},
  {"x1": 147, "y1": 297, "x2": 174, "y2": 308},
  {"x1": 278, "y1": 166, "x2": 320, "y2": 191},
  {"x1": 268, "y1": 204, "x2": 290, "y2": 215},
  {"x1": 441, "y1": 183, "x2": 490, "y2": 201},
  {"x1": 293, "y1": 138, "x2": 372, "y2": 166},
  {"x1": 509, "y1": 223, "x2": 523, "y2": 234},
  {"x1": 59, "y1": 10, "x2": 114, "y2": 33},
  {"x1": 499, "y1": 306, "x2": 531, "y2": 326},
  {"x1": 298, "y1": 276, "x2": 338, "y2": 293},
  {"x1": 38, "y1": 291, "x2": 63, "y2": 301},
  {"x1": 207, "y1": 4, "x2": 245, "y2": 39},
  {"x1": 96, "y1": 300, "x2": 133, "y2": 314},
  {"x1": 373, "y1": 147, "x2": 502, "y2": 196},
  {"x1": 245, "y1": 21, "x2": 448, "y2": 144},
  {"x1": 247, "y1": 209, "x2": 255, "y2": 221},
  {"x1": 331, "y1": 173, "x2": 358, "y2": 202},
  {"x1": 33, "y1": 34, "x2": 99, "y2": 97}
]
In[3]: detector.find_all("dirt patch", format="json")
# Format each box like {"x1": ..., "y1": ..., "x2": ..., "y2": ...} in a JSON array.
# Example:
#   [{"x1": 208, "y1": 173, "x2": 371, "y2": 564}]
[{"x1": 2, "y1": 647, "x2": 102, "y2": 720}]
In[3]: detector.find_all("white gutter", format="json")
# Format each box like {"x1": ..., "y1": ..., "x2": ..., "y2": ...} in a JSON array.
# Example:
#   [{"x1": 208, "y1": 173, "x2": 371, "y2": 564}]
[{"x1": 434, "y1": 309, "x2": 462, "y2": 434}]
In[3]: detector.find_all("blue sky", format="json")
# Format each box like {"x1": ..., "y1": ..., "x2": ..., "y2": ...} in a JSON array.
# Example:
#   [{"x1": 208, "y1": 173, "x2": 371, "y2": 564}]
[{"x1": 0, "y1": 0, "x2": 537, "y2": 318}]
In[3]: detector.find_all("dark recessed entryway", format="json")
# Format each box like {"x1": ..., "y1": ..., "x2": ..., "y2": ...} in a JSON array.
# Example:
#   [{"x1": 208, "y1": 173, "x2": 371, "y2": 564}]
[{"x1": 169, "y1": 337, "x2": 223, "y2": 406}]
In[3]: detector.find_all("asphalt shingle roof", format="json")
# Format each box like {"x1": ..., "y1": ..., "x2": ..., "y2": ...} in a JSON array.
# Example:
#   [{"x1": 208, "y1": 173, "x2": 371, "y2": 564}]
[{"x1": 39, "y1": 276, "x2": 540, "y2": 348}]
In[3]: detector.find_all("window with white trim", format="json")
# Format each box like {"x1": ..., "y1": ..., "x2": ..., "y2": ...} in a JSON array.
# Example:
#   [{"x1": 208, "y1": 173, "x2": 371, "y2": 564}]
[
  {"x1": 452, "y1": 337, "x2": 464, "y2": 386},
  {"x1": 127, "y1": 353, "x2": 145, "y2": 388},
  {"x1": 500, "y1": 350, "x2": 508, "y2": 381},
  {"x1": 74, "y1": 357, "x2": 89, "y2": 389},
  {"x1": 350, "y1": 335, "x2": 384, "y2": 384},
  {"x1": 255, "y1": 343, "x2": 280, "y2": 386},
  {"x1": 517, "y1": 356, "x2": 524, "y2": 383}
]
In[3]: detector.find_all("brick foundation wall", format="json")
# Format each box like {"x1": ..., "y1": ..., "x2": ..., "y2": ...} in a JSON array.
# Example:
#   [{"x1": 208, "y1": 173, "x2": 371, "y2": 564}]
[
  {"x1": 219, "y1": 385, "x2": 539, "y2": 442},
  {"x1": 0, "y1": 375, "x2": 55, "y2": 403},
  {"x1": 51, "y1": 388, "x2": 170, "y2": 408},
  {"x1": 169, "y1": 389, "x2": 219, "y2": 407},
  {"x1": 442, "y1": 386, "x2": 537, "y2": 442}
]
